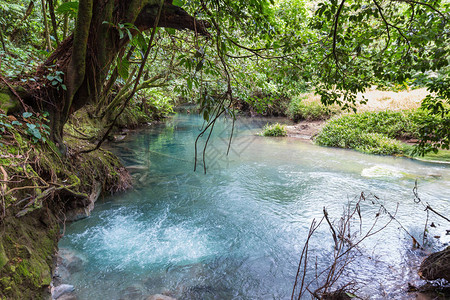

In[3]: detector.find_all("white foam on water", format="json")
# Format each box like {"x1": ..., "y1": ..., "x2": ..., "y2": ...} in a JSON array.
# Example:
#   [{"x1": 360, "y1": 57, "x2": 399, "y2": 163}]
[
  {"x1": 72, "y1": 208, "x2": 217, "y2": 271},
  {"x1": 361, "y1": 165, "x2": 404, "y2": 178}
]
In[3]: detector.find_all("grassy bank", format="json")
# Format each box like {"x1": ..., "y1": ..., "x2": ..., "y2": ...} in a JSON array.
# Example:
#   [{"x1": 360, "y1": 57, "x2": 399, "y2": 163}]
[
  {"x1": 255, "y1": 88, "x2": 449, "y2": 159},
  {"x1": 314, "y1": 109, "x2": 443, "y2": 156}
]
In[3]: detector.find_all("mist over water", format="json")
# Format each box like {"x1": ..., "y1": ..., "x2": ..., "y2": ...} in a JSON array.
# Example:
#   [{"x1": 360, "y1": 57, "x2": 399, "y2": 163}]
[{"x1": 59, "y1": 113, "x2": 450, "y2": 299}]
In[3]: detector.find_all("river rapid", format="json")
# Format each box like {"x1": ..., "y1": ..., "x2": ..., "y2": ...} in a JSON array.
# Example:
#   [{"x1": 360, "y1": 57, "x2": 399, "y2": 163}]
[{"x1": 58, "y1": 113, "x2": 450, "y2": 299}]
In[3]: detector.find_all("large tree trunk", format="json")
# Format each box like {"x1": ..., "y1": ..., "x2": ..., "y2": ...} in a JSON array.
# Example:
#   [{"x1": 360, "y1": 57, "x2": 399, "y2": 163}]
[{"x1": 29, "y1": 0, "x2": 208, "y2": 151}]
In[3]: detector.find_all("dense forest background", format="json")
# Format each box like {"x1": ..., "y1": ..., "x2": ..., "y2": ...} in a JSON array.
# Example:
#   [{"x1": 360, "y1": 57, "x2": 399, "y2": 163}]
[{"x1": 0, "y1": 0, "x2": 448, "y2": 155}]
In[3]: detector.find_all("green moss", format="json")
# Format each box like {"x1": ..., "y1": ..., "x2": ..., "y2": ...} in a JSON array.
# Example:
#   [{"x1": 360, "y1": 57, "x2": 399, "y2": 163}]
[
  {"x1": 0, "y1": 242, "x2": 8, "y2": 271},
  {"x1": 0, "y1": 92, "x2": 19, "y2": 113},
  {"x1": 0, "y1": 109, "x2": 131, "y2": 299},
  {"x1": 0, "y1": 211, "x2": 59, "y2": 299}
]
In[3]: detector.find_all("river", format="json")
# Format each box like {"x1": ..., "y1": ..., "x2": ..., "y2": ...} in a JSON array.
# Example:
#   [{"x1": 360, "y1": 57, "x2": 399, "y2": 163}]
[{"x1": 58, "y1": 113, "x2": 450, "y2": 299}]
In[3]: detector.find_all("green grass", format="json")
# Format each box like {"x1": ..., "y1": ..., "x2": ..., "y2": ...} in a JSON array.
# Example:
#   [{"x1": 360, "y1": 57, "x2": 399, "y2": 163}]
[
  {"x1": 420, "y1": 150, "x2": 450, "y2": 163},
  {"x1": 262, "y1": 123, "x2": 287, "y2": 137},
  {"x1": 315, "y1": 110, "x2": 441, "y2": 155}
]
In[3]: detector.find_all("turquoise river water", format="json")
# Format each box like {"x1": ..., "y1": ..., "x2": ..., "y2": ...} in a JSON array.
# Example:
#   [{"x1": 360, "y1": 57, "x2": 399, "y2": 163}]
[{"x1": 58, "y1": 113, "x2": 450, "y2": 299}]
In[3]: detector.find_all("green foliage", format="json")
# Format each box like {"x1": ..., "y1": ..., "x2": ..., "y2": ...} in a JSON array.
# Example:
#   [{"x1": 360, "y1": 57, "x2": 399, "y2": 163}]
[
  {"x1": 46, "y1": 70, "x2": 66, "y2": 91},
  {"x1": 262, "y1": 123, "x2": 287, "y2": 137},
  {"x1": 0, "y1": 112, "x2": 50, "y2": 144},
  {"x1": 314, "y1": 110, "x2": 443, "y2": 155},
  {"x1": 288, "y1": 95, "x2": 340, "y2": 122},
  {"x1": 56, "y1": 1, "x2": 79, "y2": 18},
  {"x1": 137, "y1": 90, "x2": 175, "y2": 121},
  {"x1": 415, "y1": 75, "x2": 450, "y2": 154}
]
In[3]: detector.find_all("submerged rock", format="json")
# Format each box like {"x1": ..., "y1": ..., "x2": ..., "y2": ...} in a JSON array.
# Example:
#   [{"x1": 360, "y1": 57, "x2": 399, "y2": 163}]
[
  {"x1": 51, "y1": 284, "x2": 75, "y2": 299},
  {"x1": 419, "y1": 246, "x2": 450, "y2": 281},
  {"x1": 145, "y1": 294, "x2": 176, "y2": 300},
  {"x1": 57, "y1": 248, "x2": 86, "y2": 273},
  {"x1": 118, "y1": 284, "x2": 145, "y2": 300},
  {"x1": 361, "y1": 165, "x2": 404, "y2": 178}
]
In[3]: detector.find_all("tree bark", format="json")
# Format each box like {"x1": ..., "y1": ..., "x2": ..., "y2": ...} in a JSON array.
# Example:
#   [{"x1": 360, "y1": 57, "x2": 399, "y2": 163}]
[
  {"x1": 62, "y1": 0, "x2": 69, "y2": 39},
  {"x1": 48, "y1": 0, "x2": 60, "y2": 46},
  {"x1": 40, "y1": 0, "x2": 52, "y2": 51}
]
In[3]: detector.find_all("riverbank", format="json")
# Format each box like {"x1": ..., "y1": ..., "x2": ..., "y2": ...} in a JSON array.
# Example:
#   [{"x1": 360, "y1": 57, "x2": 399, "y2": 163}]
[
  {"x1": 261, "y1": 88, "x2": 450, "y2": 163},
  {"x1": 284, "y1": 116, "x2": 450, "y2": 163},
  {"x1": 0, "y1": 112, "x2": 132, "y2": 299}
]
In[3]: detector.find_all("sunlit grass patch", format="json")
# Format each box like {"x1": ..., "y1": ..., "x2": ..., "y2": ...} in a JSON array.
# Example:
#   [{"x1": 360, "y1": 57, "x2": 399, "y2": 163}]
[{"x1": 262, "y1": 123, "x2": 287, "y2": 137}]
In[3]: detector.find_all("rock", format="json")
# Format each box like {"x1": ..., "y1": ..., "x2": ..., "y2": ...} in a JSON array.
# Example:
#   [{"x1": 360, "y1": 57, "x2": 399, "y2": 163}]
[
  {"x1": 64, "y1": 180, "x2": 102, "y2": 221},
  {"x1": 52, "y1": 284, "x2": 75, "y2": 299},
  {"x1": 58, "y1": 248, "x2": 86, "y2": 273},
  {"x1": 114, "y1": 134, "x2": 127, "y2": 141},
  {"x1": 118, "y1": 284, "x2": 144, "y2": 300},
  {"x1": 419, "y1": 246, "x2": 450, "y2": 281},
  {"x1": 56, "y1": 293, "x2": 77, "y2": 300},
  {"x1": 145, "y1": 294, "x2": 177, "y2": 300}
]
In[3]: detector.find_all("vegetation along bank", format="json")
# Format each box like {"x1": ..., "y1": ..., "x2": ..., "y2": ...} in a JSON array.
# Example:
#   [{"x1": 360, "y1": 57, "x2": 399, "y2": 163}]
[{"x1": 0, "y1": 0, "x2": 449, "y2": 298}]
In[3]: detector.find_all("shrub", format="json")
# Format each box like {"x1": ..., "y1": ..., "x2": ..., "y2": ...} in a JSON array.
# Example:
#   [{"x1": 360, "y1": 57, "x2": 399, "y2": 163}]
[
  {"x1": 287, "y1": 95, "x2": 340, "y2": 122},
  {"x1": 314, "y1": 109, "x2": 440, "y2": 155},
  {"x1": 262, "y1": 123, "x2": 287, "y2": 137}
]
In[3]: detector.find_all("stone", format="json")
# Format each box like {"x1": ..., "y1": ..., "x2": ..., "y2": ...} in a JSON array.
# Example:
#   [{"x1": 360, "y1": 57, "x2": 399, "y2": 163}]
[
  {"x1": 119, "y1": 284, "x2": 144, "y2": 299},
  {"x1": 145, "y1": 294, "x2": 177, "y2": 300},
  {"x1": 58, "y1": 248, "x2": 86, "y2": 273},
  {"x1": 419, "y1": 246, "x2": 450, "y2": 281},
  {"x1": 56, "y1": 293, "x2": 77, "y2": 300},
  {"x1": 52, "y1": 284, "x2": 75, "y2": 299}
]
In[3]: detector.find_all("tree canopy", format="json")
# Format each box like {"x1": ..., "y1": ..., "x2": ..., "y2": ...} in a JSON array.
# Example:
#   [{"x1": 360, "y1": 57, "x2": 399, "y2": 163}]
[{"x1": 0, "y1": 0, "x2": 449, "y2": 153}]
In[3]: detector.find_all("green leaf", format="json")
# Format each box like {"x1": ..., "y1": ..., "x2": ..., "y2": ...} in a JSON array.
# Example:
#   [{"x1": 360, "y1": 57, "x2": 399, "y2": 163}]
[
  {"x1": 56, "y1": 1, "x2": 79, "y2": 18},
  {"x1": 136, "y1": 34, "x2": 148, "y2": 54},
  {"x1": 126, "y1": 28, "x2": 133, "y2": 41},
  {"x1": 196, "y1": 60, "x2": 204, "y2": 72},
  {"x1": 22, "y1": 112, "x2": 33, "y2": 118},
  {"x1": 11, "y1": 120, "x2": 22, "y2": 126},
  {"x1": 172, "y1": 0, "x2": 184, "y2": 7},
  {"x1": 31, "y1": 129, "x2": 41, "y2": 139},
  {"x1": 203, "y1": 110, "x2": 209, "y2": 122},
  {"x1": 118, "y1": 57, "x2": 130, "y2": 80},
  {"x1": 26, "y1": 123, "x2": 36, "y2": 130}
]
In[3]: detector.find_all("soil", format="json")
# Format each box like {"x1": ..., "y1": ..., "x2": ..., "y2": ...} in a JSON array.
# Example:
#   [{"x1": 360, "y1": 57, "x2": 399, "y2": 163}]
[{"x1": 285, "y1": 120, "x2": 325, "y2": 141}]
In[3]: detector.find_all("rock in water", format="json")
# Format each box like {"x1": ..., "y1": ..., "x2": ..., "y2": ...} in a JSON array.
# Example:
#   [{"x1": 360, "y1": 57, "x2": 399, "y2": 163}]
[
  {"x1": 58, "y1": 248, "x2": 86, "y2": 273},
  {"x1": 419, "y1": 246, "x2": 450, "y2": 281},
  {"x1": 52, "y1": 284, "x2": 75, "y2": 299},
  {"x1": 145, "y1": 294, "x2": 176, "y2": 300}
]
